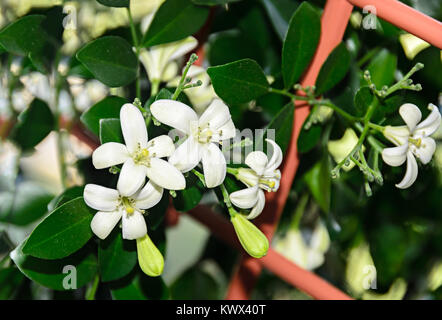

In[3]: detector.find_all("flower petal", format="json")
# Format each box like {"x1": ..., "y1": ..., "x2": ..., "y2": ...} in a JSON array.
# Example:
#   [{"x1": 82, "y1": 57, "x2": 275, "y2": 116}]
[
  {"x1": 383, "y1": 125, "x2": 410, "y2": 146},
  {"x1": 120, "y1": 103, "x2": 148, "y2": 153},
  {"x1": 245, "y1": 151, "x2": 268, "y2": 176},
  {"x1": 399, "y1": 103, "x2": 421, "y2": 132},
  {"x1": 84, "y1": 184, "x2": 119, "y2": 211},
  {"x1": 412, "y1": 137, "x2": 436, "y2": 164},
  {"x1": 150, "y1": 100, "x2": 197, "y2": 134},
  {"x1": 381, "y1": 144, "x2": 408, "y2": 167},
  {"x1": 168, "y1": 36, "x2": 198, "y2": 61},
  {"x1": 230, "y1": 185, "x2": 260, "y2": 209},
  {"x1": 169, "y1": 137, "x2": 201, "y2": 173},
  {"x1": 90, "y1": 210, "x2": 122, "y2": 240},
  {"x1": 212, "y1": 119, "x2": 236, "y2": 141},
  {"x1": 146, "y1": 158, "x2": 186, "y2": 190},
  {"x1": 92, "y1": 142, "x2": 129, "y2": 169},
  {"x1": 247, "y1": 189, "x2": 266, "y2": 220},
  {"x1": 122, "y1": 210, "x2": 147, "y2": 240},
  {"x1": 415, "y1": 103, "x2": 441, "y2": 137},
  {"x1": 198, "y1": 99, "x2": 232, "y2": 131},
  {"x1": 201, "y1": 143, "x2": 226, "y2": 188},
  {"x1": 134, "y1": 181, "x2": 164, "y2": 210},
  {"x1": 396, "y1": 151, "x2": 418, "y2": 189},
  {"x1": 147, "y1": 135, "x2": 175, "y2": 158},
  {"x1": 264, "y1": 139, "x2": 283, "y2": 173},
  {"x1": 117, "y1": 159, "x2": 147, "y2": 197}
]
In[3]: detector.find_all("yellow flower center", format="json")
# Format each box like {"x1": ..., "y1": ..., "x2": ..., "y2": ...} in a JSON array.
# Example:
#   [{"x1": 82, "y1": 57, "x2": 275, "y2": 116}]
[{"x1": 409, "y1": 137, "x2": 422, "y2": 148}]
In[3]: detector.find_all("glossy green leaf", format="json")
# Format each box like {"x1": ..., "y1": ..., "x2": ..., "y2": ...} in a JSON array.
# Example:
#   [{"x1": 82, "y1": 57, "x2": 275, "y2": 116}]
[
  {"x1": 207, "y1": 59, "x2": 269, "y2": 105},
  {"x1": 354, "y1": 86, "x2": 373, "y2": 117},
  {"x1": 316, "y1": 42, "x2": 351, "y2": 95},
  {"x1": 11, "y1": 240, "x2": 97, "y2": 290},
  {"x1": 0, "y1": 182, "x2": 53, "y2": 226},
  {"x1": 0, "y1": 15, "x2": 46, "y2": 56},
  {"x1": 171, "y1": 267, "x2": 221, "y2": 299},
  {"x1": 80, "y1": 96, "x2": 128, "y2": 136},
  {"x1": 366, "y1": 48, "x2": 397, "y2": 88},
  {"x1": 47, "y1": 186, "x2": 84, "y2": 212},
  {"x1": 10, "y1": 99, "x2": 54, "y2": 151},
  {"x1": 282, "y1": 2, "x2": 321, "y2": 89},
  {"x1": 304, "y1": 156, "x2": 331, "y2": 213},
  {"x1": 0, "y1": 267, "x2": 25, "y2": 299},
  {"x1": 76, "y1": 36, "x2": 138, "y2": 87},
  {"x1": 173, "y1": 171, "x2": 205, "y2": 212},
  {"x1": 99, "y1": 118, "x2": 124, "y2": 144},
  {"x1": 297, "y1": 120, "x2": 322, "y2": 153},
  {"x1": 143, "y1": 0, "x2": 209, "y2": 47},
  {"x1": 22, "y1": 197, "x2": 94, "y2": 260},
  {"x1": 96, "y1": 0, "x2": 129, "y2": 7},
  {"x1": 192, "y1": 0, "x2": 240, "y2": 5},
  {"x1": 99, "y1": 228, "x2": 137, "y2": 282},
  {"x1": 260, "y1": 0, "x2": 298, "y2": 41},
  {"x1": 110, "y1": 271, "x2": 170, "y2": 300}
]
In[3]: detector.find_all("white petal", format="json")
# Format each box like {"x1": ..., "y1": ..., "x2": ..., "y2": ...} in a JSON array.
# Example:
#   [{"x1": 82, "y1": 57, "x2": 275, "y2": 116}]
[
  {"x1": 120, "y1": 103, "x2": 148, "y2": 153},
  {"x1": 147, "y1": 135, "x2": 175, "y2": 158},
  {"x1": 264, "y1": 139, "x2": 283, "y2": 173},
  {"x1": 383, "y1": 125, "x2": 410, "y2": 146},
  {"x1": 83, "y1": 184, "x2": 119, "y2": 211},
  {"x1": 201, "y1": 143, "x2": 227, "y2": 188},
  {"x1": 168, "y1": 36, "x2": 198, "y2": 61},
  {"x1": 399, "y1": 103, "x2": 421, "y2": 132},
  {"x1": 230, "y1": 185, "x2": 260, "y2": 209},
  {"x1": 415, "y1": 103, "x2": 441, "y2": 137},
  {"x1": 413, "y1": 137, "x2": 436, "y2": 164},
  {"x1": 134, "y1": 181, "x2": 164, "y2": 210},
  {"x1": 169, "y1": 137, "x2": 201, "y2": 173},
  {"x1": 247, "y1": 189, "x2": 266, "y2": 220},
  {"x1": 92, "y1": 142, "x2": 129, "y2": 169},
  {"x1": 117, "y1": 159, "x2": 147, "y2": 197},
  {"x1": 90, "y1": 210, "x2": 122, "y2": 240},
  {"x1": 146, "y1": 158, "x2": 186, "y2": 190},
  {"x1": 306, "y1": 250, "x2": 325, "y2": 271},
  {"x1": 245, "y1": 151, "x2": 268, "y2": 176},
  {"x1": 381, "y1": 144, "x2": 408, "y2": 167},
  {"x1": 198, "y1": 99, "x2": 232, "y2": 131},
  {"x1": 396, "y1": 151, "x2": 418, "y2": 189},
  {"x1": 162, "y1": 61, "x2": 178, "y2": 82},
  {"x1": 212, "y1": 119, "x2": 236, "y2": 141},
  {"x1": 122, "y1": 210, "x2": 147, "y2": 240},
  {"x1": 150, "y1": 100, "x2": 197, "y2": 134}
]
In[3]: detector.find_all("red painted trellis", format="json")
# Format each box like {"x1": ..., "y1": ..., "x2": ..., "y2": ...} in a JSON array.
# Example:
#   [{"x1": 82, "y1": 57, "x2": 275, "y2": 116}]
[{"x1": 2, "y1": 0, "x2": 440, "y2": 300}]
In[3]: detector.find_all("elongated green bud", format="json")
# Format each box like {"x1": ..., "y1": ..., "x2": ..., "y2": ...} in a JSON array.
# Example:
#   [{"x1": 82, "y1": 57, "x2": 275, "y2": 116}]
[
  {"x1": 136, "y1": 234, "x2": 164, "y2": 277},
  {"x1": 231, "y1": 214, "x2": 269, "y2": 258}
]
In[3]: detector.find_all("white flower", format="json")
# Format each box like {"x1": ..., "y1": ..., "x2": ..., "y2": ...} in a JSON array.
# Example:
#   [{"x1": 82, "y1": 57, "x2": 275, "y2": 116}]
[
  {"x1": 274, "y1": 221, "x2": 330, "y2": 271},
  {"x1": 382, "y1": 103, "x2": 441, "y2": 189},
  {"x1": 67, "y1": 76, "x2": 108, "y2": 112},
  {"x1": 229, "y1": 139, "x2": 282, "y2": 219},
  {"x1": 139, "y1": 36, "x2": 198, "y2": 84},
  {"x1": 167, "y1": 65, "x2": 217, "y2": 115},
  {"x1": 84, "y1": 181, "x2": 162, "y2": 240},
  {"x1": 92, "y1": 103, "x2": 185, "y2": 195},
  {"x1": 150, "y1": 98, "x2": 236, "y2": 188}
]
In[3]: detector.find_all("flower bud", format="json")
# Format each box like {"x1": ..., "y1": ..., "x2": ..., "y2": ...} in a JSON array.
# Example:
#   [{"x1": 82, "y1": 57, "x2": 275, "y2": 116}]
[
  {"x1": 136, "y1": 234, "x2": 164, "y2": 277},
  {"x1": 231, "y1": 214, "x2": 269, "y2": 258}
]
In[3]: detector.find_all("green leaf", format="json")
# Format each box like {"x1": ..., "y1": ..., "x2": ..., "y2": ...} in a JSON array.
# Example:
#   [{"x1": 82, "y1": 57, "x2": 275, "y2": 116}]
[
  {"x1": 22, "y1": 197, "x2": 94, "y2": 260},
  {"x1": 96, "y1": 0, "x2": 129, "y2": 7},
  {"x1": 207, "y1": 58, "x2": 269, "y2": 105},
  {"x1": 192, "y1": 0, "x2": 240, "y2": 5},
  {"x1": 146, "y1": 192, "x2": 169, "y2": 230},
  {"x1": 47, "y1": 186, "x2": 84, "y2": 212},
  {"x1": 76, "y1": 36, "x2": 138, "y2": 87},
  {"x1": 0, "y1": 15, "x2": 46, "y2": 56},
  {"x1": 304, "y1": 156, "x2": 331, "y2": 213},
  {"x1": 259, "y1": 102, "x2": 294, "y2": 154},
  {"x1": 171, "y1": 266, "x2": 221, "y2": 299},
  {"x1": 354, "y1": 86, "x2": 374, "y2": 117},
  {"x1": 260, "y1": 0, "x2": 298, "y2": 41},
  {"x1": 297, "y1": 120, "x2": 322, "y2": 153},
  {"x1": 100, "y1": 118, "x2": 124, "y2": 144},
  {"x1": 143, "y1": 0, "x2": 209, "y2": 47},
  {"x1": 10, "y1": 99, "x2": 54, "y2": 151},
  {"x1": 11, "y1": 240, "x2": 97, "y2": 290},
  {"x1": 315, "y1": 42, "x2": 351, "y2": 95},
  {"x1": 0, "y1": 267, "x2": 25, "y2": 299},
  {"x1": 0, "y1": 182, "x2": 53, "y2": 226},
  {"x1": 80, "y1": 96, "x2": 128, "y2": 136},
  {"x1": 282, "y1": 2, "x2": 321, "y2": 89},
  {"x1": 99, "y1": 228, "x2": 137, "y2": 282},
  {"x1": 173, "y1": 172, "x2": 205, "y2": 211},
  {"x1": 366, "y1": 48, "x2": 397, "y2": 88},
  {"x1": 110, "y1": 271, "x2": 170, "y2": 300}
]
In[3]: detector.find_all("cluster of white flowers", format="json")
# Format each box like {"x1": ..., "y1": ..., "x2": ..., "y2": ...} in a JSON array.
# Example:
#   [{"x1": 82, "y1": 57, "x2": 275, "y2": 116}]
[{"x1": 382, "y1": 103, "x2": 441, "y2": 189}]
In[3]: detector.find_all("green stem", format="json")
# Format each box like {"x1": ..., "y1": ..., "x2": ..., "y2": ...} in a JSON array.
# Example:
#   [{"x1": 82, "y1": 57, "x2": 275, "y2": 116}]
[
  {"x1": 191, "y1": 169, "x2": 206, "y2": 187},
  {"x1": 126, "y1": 7, "x2": 141, "y2": 99},
  {"x1": 54, "y1": 78, "x2": 68, "y2": 189},
  {"x1": 226, "y1": 167, "x2": 239, "y2": 176},
  {"x1": 220, "y1": 183, "x2": 237, "y2": 217},
  {"x1": 315, "y1": 100, "x2": 361, "y2": 122},
  {"x1": 85, "y1": 274, "x2": 100, "y2": 300},
  {"x1": 172, "y1": 53, "x2": 198, "y2": 100},
  {"x1": 367, "y1": 122, "x2": 385, "y2": 133}
]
